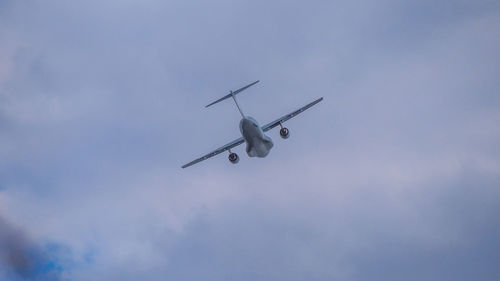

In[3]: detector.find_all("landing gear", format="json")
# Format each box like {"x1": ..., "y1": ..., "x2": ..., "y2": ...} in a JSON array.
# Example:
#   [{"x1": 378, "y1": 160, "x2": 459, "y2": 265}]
[{"x1": 279, "y1": 123, "x2": 290, "y2": 139}]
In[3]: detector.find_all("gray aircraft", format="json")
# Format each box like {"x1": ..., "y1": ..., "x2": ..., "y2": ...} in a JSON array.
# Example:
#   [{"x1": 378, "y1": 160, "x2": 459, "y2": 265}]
[{"x1": 182, "y1": 80, "x2": 323, "y2": 168}]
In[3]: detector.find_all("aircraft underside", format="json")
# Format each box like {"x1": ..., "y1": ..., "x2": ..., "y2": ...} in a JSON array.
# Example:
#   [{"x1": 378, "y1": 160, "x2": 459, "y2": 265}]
[
  {"x1": 246, "y1": 135, "x2": 274, "y2": 157},
  {"x1": 240, "y1": 117, "x2": 273, "y2": 157}
]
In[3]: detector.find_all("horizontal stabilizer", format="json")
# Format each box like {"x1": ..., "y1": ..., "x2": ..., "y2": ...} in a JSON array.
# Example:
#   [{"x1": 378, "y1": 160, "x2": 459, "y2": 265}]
[{"x1": 205, "y1": 80, "x2": 259, "y2": 108}]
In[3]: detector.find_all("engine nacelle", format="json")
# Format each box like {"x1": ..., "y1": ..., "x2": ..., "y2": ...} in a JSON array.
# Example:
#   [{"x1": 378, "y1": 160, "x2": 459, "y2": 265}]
[
  {"x1": 228, "y1": 152, "x2": 239, "y2": 164},
  {"x1": 280, "y1": 127, "x2": 290, "y2": 139}
]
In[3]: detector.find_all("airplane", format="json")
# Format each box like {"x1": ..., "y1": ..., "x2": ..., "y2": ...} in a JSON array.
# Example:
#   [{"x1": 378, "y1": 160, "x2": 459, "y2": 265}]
[{"x1": 181, "y1": 80, "x2": 323, "y2": 168}]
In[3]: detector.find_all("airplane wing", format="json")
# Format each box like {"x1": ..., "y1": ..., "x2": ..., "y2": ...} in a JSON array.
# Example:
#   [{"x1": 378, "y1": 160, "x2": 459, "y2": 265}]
[
  {"x1": 181, "y1": 137, "x2": 245, "y2": 168},
  {"x1": 261, "y1": 97, "x2": 323, "y2": 132}
]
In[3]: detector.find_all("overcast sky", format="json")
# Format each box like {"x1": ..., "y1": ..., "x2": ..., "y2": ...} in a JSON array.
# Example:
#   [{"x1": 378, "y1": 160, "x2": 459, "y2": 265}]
[{"x1": 1, "y1": 1, "x2": 499, "y2": 280}]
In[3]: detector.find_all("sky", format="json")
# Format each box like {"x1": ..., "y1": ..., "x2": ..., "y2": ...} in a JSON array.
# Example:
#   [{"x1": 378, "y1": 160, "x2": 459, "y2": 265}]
[{"x1": 0, "y1": 0, "x2": 499, "y2": 280}]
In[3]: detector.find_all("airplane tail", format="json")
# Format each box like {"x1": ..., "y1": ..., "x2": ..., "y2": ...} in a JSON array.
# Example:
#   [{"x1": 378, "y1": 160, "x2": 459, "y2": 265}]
[{"x1": 205, "y1": 80, "x2": 259, "y2": 108}]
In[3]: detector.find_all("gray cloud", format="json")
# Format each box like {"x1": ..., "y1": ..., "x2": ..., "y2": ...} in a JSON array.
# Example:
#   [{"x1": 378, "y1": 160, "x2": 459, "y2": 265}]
[
  {"x1": 0, "y1": 0, "x2": 499, "y2": 280},
  {"x1": 0, "y1": 216, "x2": 33, "y2": 275},
  {"x1": 0, "y1": 214, "x2": 65, "y2": 280}
]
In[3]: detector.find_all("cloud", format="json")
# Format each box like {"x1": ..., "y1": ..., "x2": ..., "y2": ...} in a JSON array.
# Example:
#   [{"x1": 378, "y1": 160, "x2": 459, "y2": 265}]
[
  {"x1": 0, "y1": 214, "x2": 66, "y2": 281},
  {"x1": 0, "y1": 0, "x2": 499, "y2": 280}
]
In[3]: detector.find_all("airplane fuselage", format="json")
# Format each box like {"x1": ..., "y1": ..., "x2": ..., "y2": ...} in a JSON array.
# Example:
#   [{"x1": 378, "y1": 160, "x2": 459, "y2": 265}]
[{"x1": 239, "y1": 116, "x2": 274, "y2": 158}]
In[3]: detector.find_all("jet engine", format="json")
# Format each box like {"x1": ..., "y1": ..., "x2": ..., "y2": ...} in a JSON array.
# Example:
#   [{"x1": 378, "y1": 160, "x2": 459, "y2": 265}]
[
  {"x1": 280, "y1": 127, "x2": 290, "y2": 139},
  {"x1": 228, "y1": 152, "x2": 239, "y2": 164}
]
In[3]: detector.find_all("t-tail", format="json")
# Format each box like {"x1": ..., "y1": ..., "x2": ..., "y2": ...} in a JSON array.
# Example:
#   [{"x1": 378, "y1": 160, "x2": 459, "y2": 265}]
[{"x1": 205, "y1": 80, "x2": 259, "y2": 118}]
